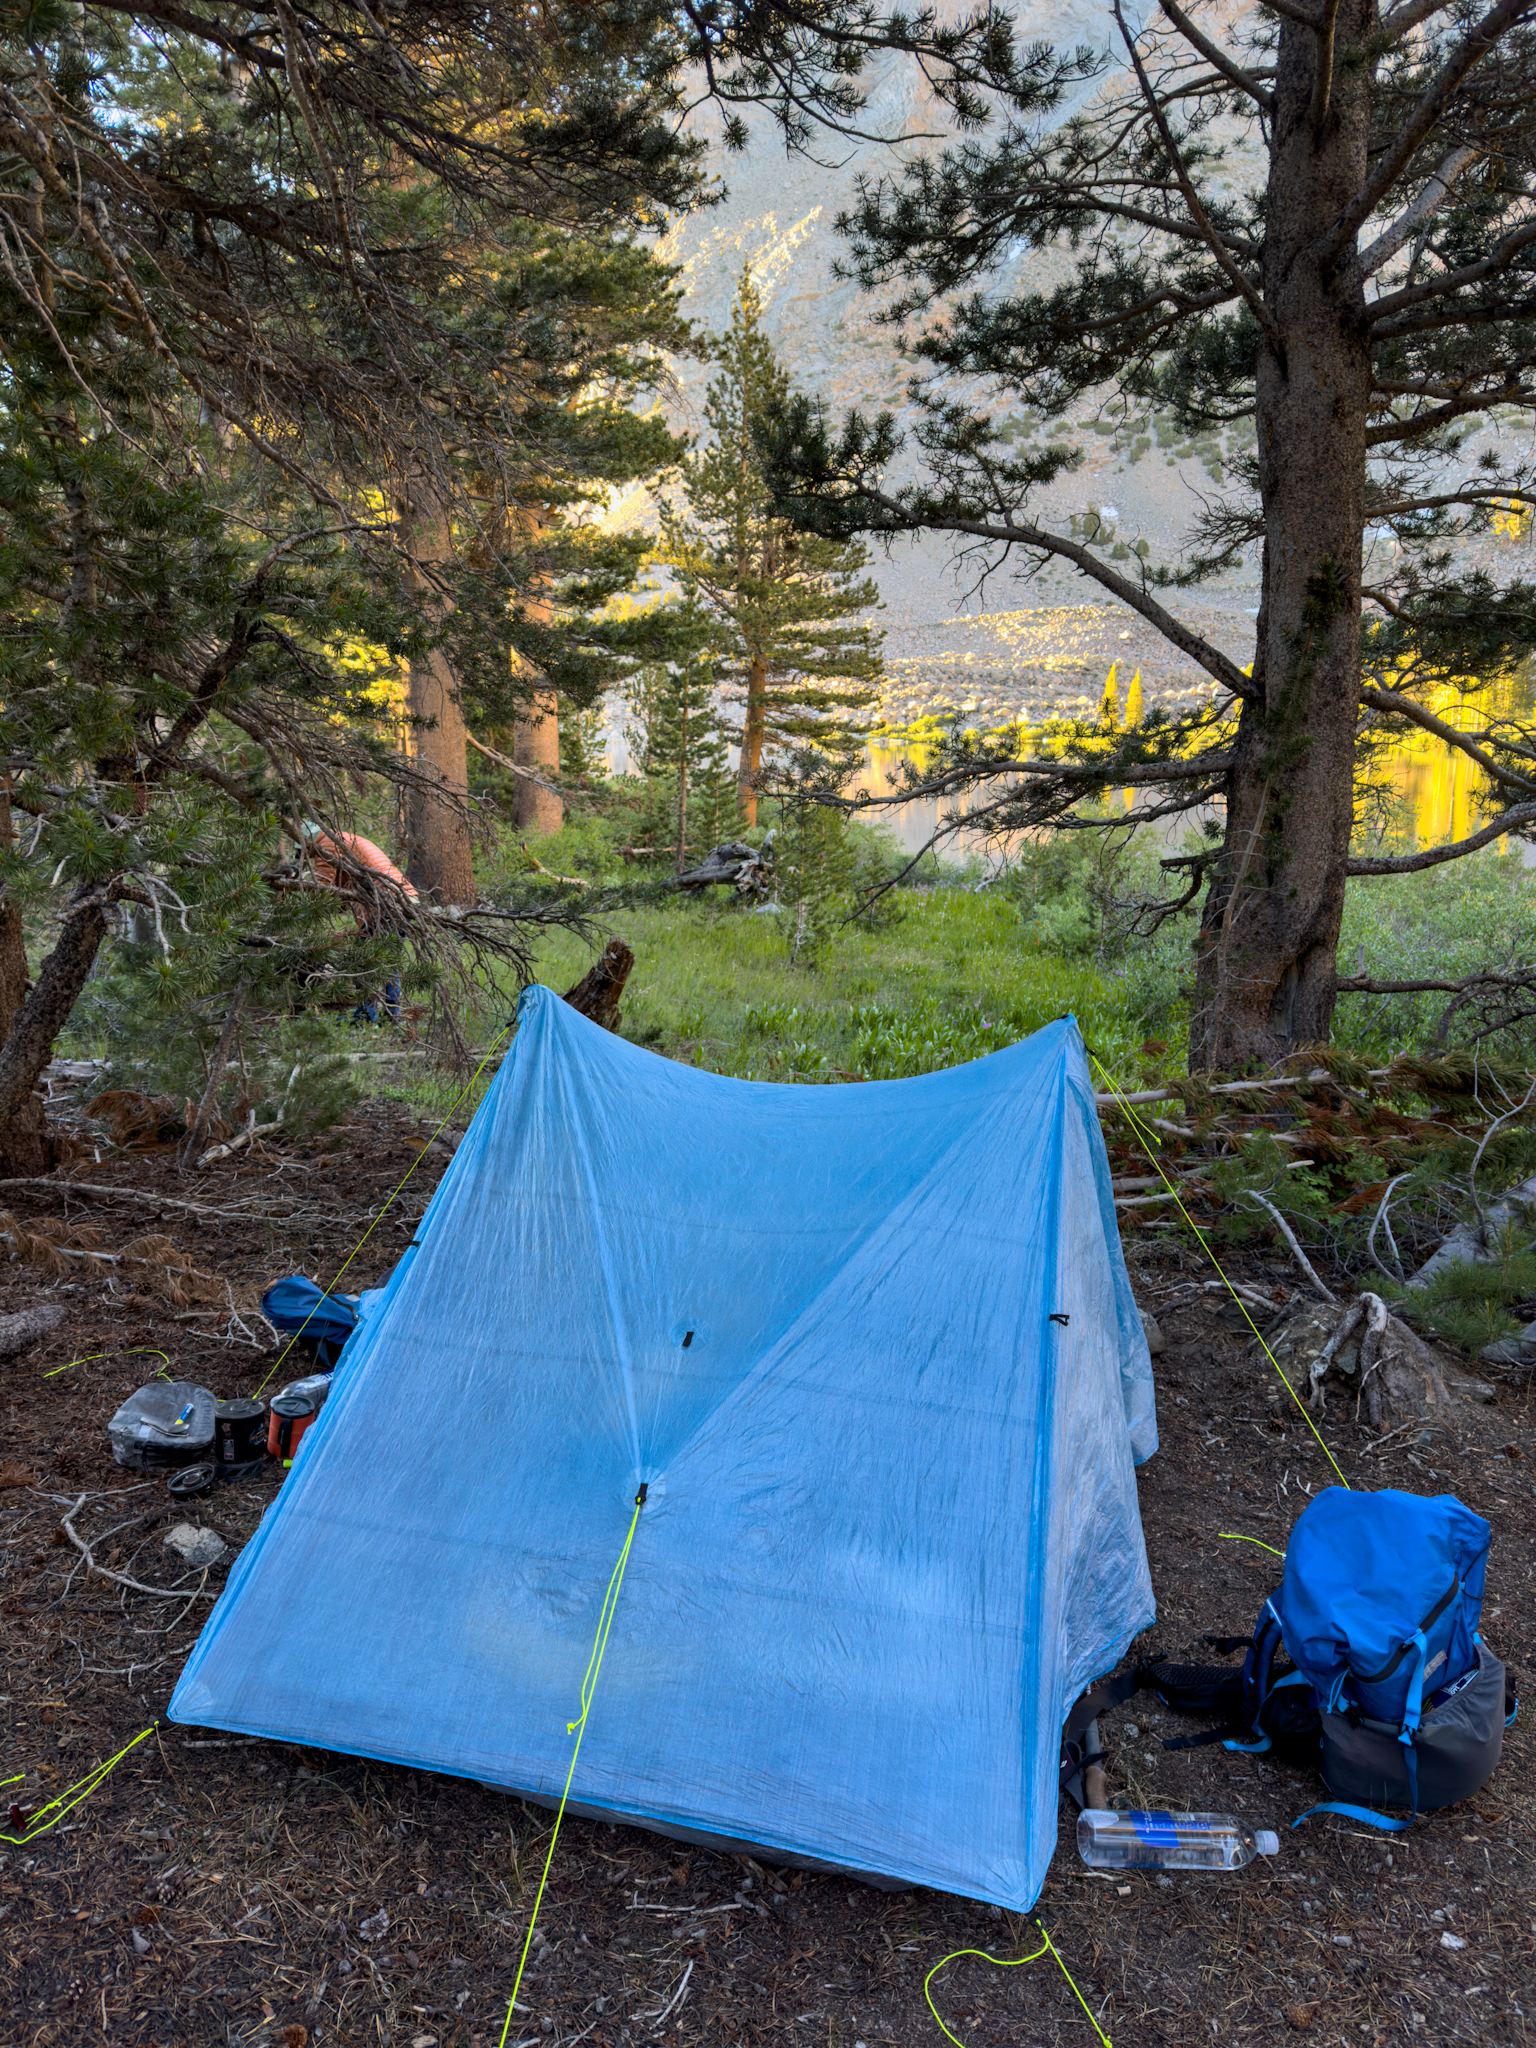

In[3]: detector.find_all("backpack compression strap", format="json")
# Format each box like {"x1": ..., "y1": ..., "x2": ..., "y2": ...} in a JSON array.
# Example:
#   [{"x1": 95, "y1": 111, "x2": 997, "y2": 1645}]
[
  {"x1": 1292, "y1": 1794, "x2": 1414, "y2": 1833},
  {"x1": 1294, "y1": 1626, "x2": 1434, "y2": 1834}
]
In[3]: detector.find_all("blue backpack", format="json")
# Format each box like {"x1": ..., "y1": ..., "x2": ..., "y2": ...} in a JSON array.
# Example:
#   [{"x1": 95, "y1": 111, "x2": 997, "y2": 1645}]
[
  {"x1": 1238, "y1": 1488, "x2": 1509, "y2": 1831},
  {"x1": 261, "y1": 1275, "x2": 360, "y2": 1369}
]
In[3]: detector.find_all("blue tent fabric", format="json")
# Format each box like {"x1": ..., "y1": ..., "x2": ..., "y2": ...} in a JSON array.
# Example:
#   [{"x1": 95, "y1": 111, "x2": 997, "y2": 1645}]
[{"x1": 171, "y1": 989, "x2": 1157, "y2": 1908}]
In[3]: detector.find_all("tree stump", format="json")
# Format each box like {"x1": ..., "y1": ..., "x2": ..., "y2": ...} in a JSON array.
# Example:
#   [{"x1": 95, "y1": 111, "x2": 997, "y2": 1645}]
[
  {"x1": 1264, "y1": 1293, "x2": 1493, "y2": 1435},
  {"x1": 562, "y1": 940, "x2": 634, "y2": 1033}
]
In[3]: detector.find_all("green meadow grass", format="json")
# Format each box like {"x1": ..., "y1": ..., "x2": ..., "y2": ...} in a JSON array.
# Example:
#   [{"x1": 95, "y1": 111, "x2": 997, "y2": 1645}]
[{"x1": 381, "y1": 877, "x2": 1152, "y2": 1129}]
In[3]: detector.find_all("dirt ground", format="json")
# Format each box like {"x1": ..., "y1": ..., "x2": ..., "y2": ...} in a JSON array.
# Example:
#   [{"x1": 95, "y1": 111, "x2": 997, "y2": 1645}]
[{"x1": 0, "y1": 1098, "x2": 1532, "y2": 2048}]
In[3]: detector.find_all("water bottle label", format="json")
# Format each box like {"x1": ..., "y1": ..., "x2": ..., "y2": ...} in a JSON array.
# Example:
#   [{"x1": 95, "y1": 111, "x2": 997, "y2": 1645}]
[{"x1": 1133, "y1": 1811, "x2": 1180, "y2": 1848}]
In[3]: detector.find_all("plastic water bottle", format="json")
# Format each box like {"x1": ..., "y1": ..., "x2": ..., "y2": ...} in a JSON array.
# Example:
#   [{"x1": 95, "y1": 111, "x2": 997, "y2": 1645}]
[{"x1": 1077, "y1": 1809, "x2": 1279, "y2": 1871}]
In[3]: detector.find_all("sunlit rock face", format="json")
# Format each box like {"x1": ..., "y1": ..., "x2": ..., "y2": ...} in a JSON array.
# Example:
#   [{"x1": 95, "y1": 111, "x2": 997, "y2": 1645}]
[{"x1": 612, "y1": 4, "x2": 1262, "y2": 720}]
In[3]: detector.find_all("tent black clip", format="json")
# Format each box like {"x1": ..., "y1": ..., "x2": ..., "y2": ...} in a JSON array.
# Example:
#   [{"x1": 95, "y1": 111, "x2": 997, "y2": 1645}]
[
  {"x1": 635, "y1": 1482, "x2": 649, "y2": 1508},
  {"x1": 1049, "y1": 1313, "x2": 1071, "y2": 1327}
]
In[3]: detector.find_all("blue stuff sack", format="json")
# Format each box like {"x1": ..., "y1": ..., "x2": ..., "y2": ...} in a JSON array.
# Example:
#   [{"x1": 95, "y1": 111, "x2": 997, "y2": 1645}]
[{"x1": 1277, "y1": 1487, "x2": 1489, "y2": 1725}]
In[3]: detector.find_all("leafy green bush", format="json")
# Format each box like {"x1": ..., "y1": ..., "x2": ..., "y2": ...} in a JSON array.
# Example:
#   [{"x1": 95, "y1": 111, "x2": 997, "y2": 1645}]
[
  {"x1": 1335, "y1": 847, "x2": 1536, "y2": 1059},
  {"x1": 1396, "y1": 1232, "x2": 1536, "y2": 1355}
]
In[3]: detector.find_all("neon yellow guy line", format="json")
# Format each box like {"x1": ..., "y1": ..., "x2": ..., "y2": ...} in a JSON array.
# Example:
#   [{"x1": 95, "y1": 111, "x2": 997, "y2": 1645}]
[
  {"x1": 925, "y1": 1920, "x2": 1114, "y2": 2048},
  {"x1": 2, "y1": 1725, "x2": 156, "y2": 1844},
  {"x1": 497, "y1": 1489, "x2": 646, "y2": 2048},
  {"x1": 45, "y1": 1347, "x2": 171, "y2": 1379},
  {"x1": 1219, "y1": 1532, "x2": 1285, "y2": 1557},
  {"x1": 1089, "y1": 1052, "x2": 1350, "y2": 1491}
]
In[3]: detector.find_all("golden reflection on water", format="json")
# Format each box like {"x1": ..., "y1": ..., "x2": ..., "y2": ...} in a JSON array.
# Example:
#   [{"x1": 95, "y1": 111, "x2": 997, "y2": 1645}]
[
  {"x1": 1381, "y1": 692, "x2": 1490, "y2": 848},
  {"x1": 861, "y1": 682, "x2": 1521, "y2": 857}
]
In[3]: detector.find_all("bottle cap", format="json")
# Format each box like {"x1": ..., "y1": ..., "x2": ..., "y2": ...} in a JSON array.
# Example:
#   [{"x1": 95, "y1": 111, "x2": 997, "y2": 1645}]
[{"x1": 1255, "y1": 1830, "x2": 1280, "y2": 1857}]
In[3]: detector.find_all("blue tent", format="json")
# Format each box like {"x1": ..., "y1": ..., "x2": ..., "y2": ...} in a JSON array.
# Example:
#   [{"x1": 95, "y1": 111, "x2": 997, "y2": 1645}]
[{"x1": 171, "y1": 989, "x2": 1156, "y2": 1907}]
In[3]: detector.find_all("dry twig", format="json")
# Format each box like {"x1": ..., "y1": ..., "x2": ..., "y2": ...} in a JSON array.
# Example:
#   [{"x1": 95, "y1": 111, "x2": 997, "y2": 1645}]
[
  {"x1": 1241, "y1": 1192, "x2": 1339, "y2": 1304},
  {"x1": 59, "y1": 1494, "x2": 220, "y2": 1603}
]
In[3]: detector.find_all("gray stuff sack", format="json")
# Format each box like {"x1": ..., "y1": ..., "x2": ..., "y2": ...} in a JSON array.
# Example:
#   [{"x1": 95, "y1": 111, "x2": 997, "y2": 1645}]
[{"x1": 108, "y1": 1380, "x2": 217, "y2": 1471}]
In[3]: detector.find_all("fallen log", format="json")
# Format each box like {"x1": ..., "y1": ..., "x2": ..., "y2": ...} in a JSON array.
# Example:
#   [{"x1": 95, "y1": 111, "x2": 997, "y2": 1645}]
[
  {"x1": 674, "y1": 838, "x2": 776, "y2": 900},
  {"x1": 0, "y1": 1301, "x2": 65, "y2": 1360}
]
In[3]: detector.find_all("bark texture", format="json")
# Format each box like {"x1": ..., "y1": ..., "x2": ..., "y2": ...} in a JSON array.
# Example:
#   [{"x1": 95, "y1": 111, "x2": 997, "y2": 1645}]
[
  {"x1": 0, "y1": 1302, "x2": 65, "y2": 1360},
  {"x1": 405, "y1": 643, "x2": 476, "y2": 904},
  {"x1": 562, "y1": 938, "x2": 635, "y2": 1032},
  {"x1": 0, "y1": 897, "x2": 30, "y2": 1046},
  {"x1": 738, "y1": 657, "x2": 767, "y2": 826},
  {"x1": 401, "y1": 495, "x2": 476, "y2": 906},
  {"x1": 1192, "y1": 5, "x2": 1374, "y2": 1072},
  {"x1": 0, "y1": 891, "x2": 110, "y2": 1176},
  {"x1": 512, "y1": 691, "x2": 563, "y2": 835},
  {"x1": 1270, "y1": 1295, "x2": 1490, "y2": 1435}
]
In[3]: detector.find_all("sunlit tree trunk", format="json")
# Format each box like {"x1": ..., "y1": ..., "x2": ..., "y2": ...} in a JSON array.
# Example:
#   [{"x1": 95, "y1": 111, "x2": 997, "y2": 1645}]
[
  {"x1": 1190, "y1": 4, "x2": 1373, "y2": 1071},
  {"x1": 737, "y1": 656, "x2": 767, "y2": 826},
  {"x1": 400, "y1": 492, "x2": 476, "y2": 905},
  {"x1": 509, "y1": 519, "x2": 563, "y2": 836},
  {"x1": 513, "y1": 692, "x2": 563, "y2": 835}
]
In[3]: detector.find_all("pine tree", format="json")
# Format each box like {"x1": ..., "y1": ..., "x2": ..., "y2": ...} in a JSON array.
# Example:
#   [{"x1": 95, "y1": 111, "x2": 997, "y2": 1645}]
[
  {"x1": 1099, "y1": 664, "x2": 1121, "y2": 728},
  {"x1": 0, "y1": 0, "x2": 697, "y2": 1165},
  {"x1": 776, "y1": 804, "x2": 856, "y2": 969},
  {"x1": 622, "y1": 602, "x2": 741, "y2": 866},
  {"x1": 767, "y1": 5, "x2": 1536, "y2": 1071},
  {"x1": 661, "y1": 269, "x2": 883, "y2": 824},
  {"x1": 557, "y1": 701, "x2": 608, "y2": 785},
  {"x1": 1124, "y1": 670, "x2": 1144, "y2": 730},
  {"x1": 649, "y1": 658, "x2": 739, "y2": 872}
]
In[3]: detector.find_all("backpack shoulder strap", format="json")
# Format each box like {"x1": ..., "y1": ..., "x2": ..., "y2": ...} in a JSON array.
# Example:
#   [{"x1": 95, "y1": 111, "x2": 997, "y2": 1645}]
[
  {"x1": 1059, "y1": 1663, "x2": 1151, "y2": 1809},
  {"x1": 1225, "y1": 1598, "x2": 1285, "y2": 1753},
  {"x1": 1292, "y1": 1799, "x2": 1414, "y2": 1833}
]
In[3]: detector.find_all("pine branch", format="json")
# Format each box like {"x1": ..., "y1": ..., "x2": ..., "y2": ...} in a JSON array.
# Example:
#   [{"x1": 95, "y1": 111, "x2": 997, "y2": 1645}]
[
  {"x1": 1367, "y1": 216, "x2": 1536, "y2": 325},
  {"x1": 1114, "y1": 2, "x2": 1284, "y2": 359},
  {"x1": 1319, "y1": 0, "x2": 1536, "y2": 267},
  {"x1": 1360, "y1": 143, "x2": 1481, "y2": 277},
  {"x1": 1156, "y1": 0, "x2": 1275, "y2": 112},
  {"x1": 1346, "y1": 803, "x2": 1536, "y2": 873},
  {"x1": 849, "y1": 481, "x2": 1257, "y2": 698},
  {"x1": 1310, "y1": 0, "x2": 1345, "y2": 131},
  {"x1": 1365, "y1": 381, "x2": 1536, "y2": 444}
]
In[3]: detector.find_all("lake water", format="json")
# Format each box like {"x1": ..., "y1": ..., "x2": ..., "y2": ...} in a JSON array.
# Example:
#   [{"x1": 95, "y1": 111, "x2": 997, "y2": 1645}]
[
  {"x1": 849, "y1": 694, "x2": 1517, "y2": 862},
  {"x1": 599, "y1": 675, "x2": 1526, "y2": 865}
]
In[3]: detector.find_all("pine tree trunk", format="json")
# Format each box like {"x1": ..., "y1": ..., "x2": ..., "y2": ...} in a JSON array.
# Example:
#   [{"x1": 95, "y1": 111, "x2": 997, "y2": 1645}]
[
  {"x1": 0, "y1": 889, "x2": 109, "y2": 1175},
  {"x1": 513, "y1": 692, "x2": 563, "y2": 835},
  {"x1": 675, "y1": 740, "x2": 689, "y2": 875},
  {"x1": 405, "y1": 644, "x2": 476, "y2": 904},
  {"x1": 738, "y1": 657, "x2": 767, "y2": 826},
  {"x1": 0, "y1": 779, "x2": 29, "y2": 1045},
  {"x1": 511, "y1": 549, "x2": 562, "y2": 835},
  {"x1": 400, "y1": 493, "x2": 476, "y2": 906},
  {"x1": 0, "y1": 896, "x2": 29, "y2": 1044},
  {"x1": 1191, "y1": 8, "x2": 1373, "y2": 1073}
]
